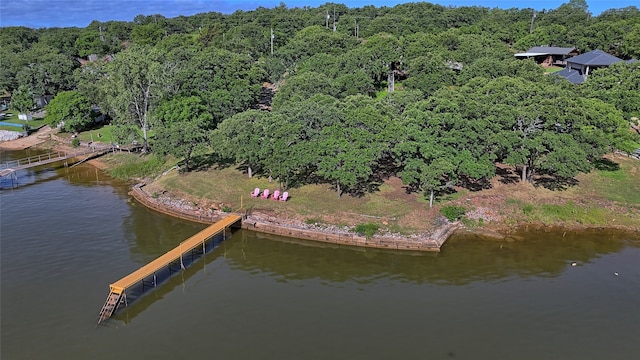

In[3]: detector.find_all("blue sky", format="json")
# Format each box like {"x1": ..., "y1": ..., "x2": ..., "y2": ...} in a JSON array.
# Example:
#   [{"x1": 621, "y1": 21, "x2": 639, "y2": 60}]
[{"x1": 1, "y1": 1, "x2": 637, "y2": 28}]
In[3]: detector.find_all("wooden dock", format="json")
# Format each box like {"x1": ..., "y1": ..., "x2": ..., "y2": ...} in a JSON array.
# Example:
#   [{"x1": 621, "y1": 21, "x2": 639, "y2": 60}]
[
  {"x1": 97, "y1": 214, "x2": 242, "y2": 324},
  {"x1": 0, "y1": 147, "x2": 113, "y2": 179}
]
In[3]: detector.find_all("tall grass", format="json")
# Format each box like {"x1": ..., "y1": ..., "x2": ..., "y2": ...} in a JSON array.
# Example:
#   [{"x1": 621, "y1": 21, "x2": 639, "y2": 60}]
[{"x1": 106, "y1": 153, "x2": 167, "y2": 180}]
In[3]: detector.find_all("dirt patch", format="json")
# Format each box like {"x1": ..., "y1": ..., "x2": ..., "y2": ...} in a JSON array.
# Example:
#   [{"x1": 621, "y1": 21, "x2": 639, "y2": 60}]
[{"x1": 0, "y1": 126, "x2": 56, "y2": 150}]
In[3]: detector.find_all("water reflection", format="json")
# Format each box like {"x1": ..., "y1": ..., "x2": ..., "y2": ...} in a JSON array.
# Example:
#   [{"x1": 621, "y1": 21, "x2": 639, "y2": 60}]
[
  {"x1": 0, "y1": 149, "x2": 126, "y2": 191},
  {"x1": 112, "y1": 232, "x2": 232, "y2": 324},
  {"x1": 218, "y1": 228, "x2": 637, "y2": 286},
  {"x1": 3, "y1": 145, "x2": 639, "y2": 360},
  {"x1": 122, "y1": 201, "x2": 208, "y2": 263}
]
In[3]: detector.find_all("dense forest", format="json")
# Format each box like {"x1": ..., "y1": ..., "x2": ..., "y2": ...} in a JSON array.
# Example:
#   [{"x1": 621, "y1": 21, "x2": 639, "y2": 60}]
[{"x1": 2, "y1": 0, "x2": 639, "y2": 202}]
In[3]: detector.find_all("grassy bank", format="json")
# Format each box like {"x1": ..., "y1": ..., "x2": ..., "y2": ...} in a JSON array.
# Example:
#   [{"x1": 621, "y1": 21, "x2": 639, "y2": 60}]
[{"x1": 100, "y1": 150, "x2": 640, "y2": 235}]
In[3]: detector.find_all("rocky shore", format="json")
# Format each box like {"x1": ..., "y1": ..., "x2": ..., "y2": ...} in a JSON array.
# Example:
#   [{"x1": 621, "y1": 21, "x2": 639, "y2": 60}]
[
  {"x1": 0, "y1": 130, "x2": 23, "y2": 142},
  {"x1": 0, "y1": 126, "x2": 55, "y2": 150}
]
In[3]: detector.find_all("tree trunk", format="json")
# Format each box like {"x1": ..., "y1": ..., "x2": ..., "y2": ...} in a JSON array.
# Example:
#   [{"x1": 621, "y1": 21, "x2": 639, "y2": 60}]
[
  {"x1": 387, "y1": 70, "x2": 395, "y2": 93},
  {"x1": 429, "y1": 189, "x2": 434, "y2": 208},
  {"x1": 141, "y1": 86, "x2": 151, "y2": 153},
  {"x1": 631, "y1": 119, "x2": 640, "y2": 135},
  {"x1": 185, "y1": 154, "x2": 191, "y2": 172},
  {"x1": 142, "y1": 121, "x2": 148, "y2": 153},
  {"x1": 521, "y1": 165, "x2": 527, "y2": 183},
  {"x1": 247, "y1": 165, "x2": 253, "y2": 178}
]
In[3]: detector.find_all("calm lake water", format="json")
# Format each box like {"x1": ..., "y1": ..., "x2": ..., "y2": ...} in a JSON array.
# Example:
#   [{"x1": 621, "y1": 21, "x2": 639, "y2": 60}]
[{"x1": 1, "y1": 149, "x2": 639, "y2": 360}]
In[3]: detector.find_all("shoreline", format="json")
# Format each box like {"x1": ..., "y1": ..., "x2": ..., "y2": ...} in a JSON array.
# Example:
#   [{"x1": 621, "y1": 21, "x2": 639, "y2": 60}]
[
  {"x1": 128, "y1": 182, "x2": 640, "y2": 250},
  {"x1": 4, "y1": 134, "x2": 639, "y2": 248},
  {"x1": 0, "y1": 126, "x2": 55, "y2": 150},
  {"x1": 129, "y1": 182, "x2": 460, "y2": 251}
]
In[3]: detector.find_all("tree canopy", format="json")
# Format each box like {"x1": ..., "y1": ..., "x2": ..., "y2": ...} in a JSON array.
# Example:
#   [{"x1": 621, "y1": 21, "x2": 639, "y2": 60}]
[
  {"x1": 3, "y1": 1, "x2": 639, "y2": 202},
  {"x1": 44, "y1": 90, "x2": 94, "y2": 132}
]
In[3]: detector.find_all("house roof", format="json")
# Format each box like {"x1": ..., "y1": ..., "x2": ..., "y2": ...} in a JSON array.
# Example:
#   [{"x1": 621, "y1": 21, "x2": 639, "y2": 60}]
[
  {"x1": 567, "y1": 50, "x2": 623, "y2": 66},
  {"x1": 555, "y1": 68, "x2": 587, "y2": 84},
  {"x1": 515, "y1": 46, "x2": 577, "y2": 58},
  {"x1": 527, "y1": 46, "x2": 577, "y2": 55},
  {"x1": 514, "y1": 52, "x2": 548, "y2": 57}
]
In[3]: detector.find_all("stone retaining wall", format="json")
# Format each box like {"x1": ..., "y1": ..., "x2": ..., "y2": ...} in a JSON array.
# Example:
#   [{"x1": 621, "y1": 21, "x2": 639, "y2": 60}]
[
  {"x1": 130, "y1": 183, "x2": 456, "y2": 252},
  {"x1": 130, "y1": 184, "x2": 224, "y2": 224},
  {"x1": 241, "y1": 218, "x2": 444, "y2": 251}
]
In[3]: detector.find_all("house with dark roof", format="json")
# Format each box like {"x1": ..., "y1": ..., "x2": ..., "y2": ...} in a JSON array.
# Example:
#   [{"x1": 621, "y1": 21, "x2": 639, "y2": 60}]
[
  {"x1": 514, "y1": 46, "x2": 579, "y2": 67},
  {"x1": 555, "y1": 49, "x2": 624, "y2": 84}
]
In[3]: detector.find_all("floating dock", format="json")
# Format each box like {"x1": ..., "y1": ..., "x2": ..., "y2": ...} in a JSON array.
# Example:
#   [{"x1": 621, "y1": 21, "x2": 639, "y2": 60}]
[{"x1": 97, "y1": 214, "x2": 242, "y2": 324}]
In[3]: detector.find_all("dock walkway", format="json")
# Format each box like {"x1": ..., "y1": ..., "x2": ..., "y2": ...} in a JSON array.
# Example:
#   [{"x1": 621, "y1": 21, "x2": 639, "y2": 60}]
[
  {"x1": 0, "y1": 147, "x2": 112, "y2": 178},
  {"x1": 97, "y1": 214, "x2": 242, "y2": 324}
]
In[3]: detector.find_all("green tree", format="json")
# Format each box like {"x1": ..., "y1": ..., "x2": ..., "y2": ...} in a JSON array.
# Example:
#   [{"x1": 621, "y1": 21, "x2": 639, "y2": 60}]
[
  {"x1": 395, "y1": 100, "x2": 468, "y2": 207},
  {"x1": 403, "y1": 55, "x2": 457, "y2": 94},
  {"x1": 74, "y1": 30, "x2": 109, "y2": 57},
  {"x1": 583, "y1": 62, "x2": 640, "y2": 119},
  {"x1": 620, "y1": 23, "x2": 640, "y2": 58},
  {"x1": 151, "y1": 96, "x2": 213, "y2": 171},
  {"x1": 276, "y1": 25, "x2": 359, "y2": 70},
  {"x1": 265, "y1": 95, "x2": 344, "y2": 189},
  {"x1": 211, "y1": 110, "x2": 270, "y2": 178},
  {"x1": 353, "y1": 33, "x2": 402, "y2": 90},
  {"x1": 271, "y1": 71, "x2": 338, "y2": 108},
  {"x1": 74, "y1": 60, "x2": 109, "y2": 110},
  {"x1": 16, "y1": 43, "x2": 78, "y2": 104},
  {"x1": 539, "y1": 0, "x2": 591, "y2": 28},
  {"x1": 101, "y1": 45, "x2": 169, "y2": 152},
  {"x1": 316, "y1": 96, "x2": 393, "y2": 197},
  {"x1": 470, "y1": 76, "x2": 626, "y2": 183},
  {"x1": 44, "y1": 90, "x2": 94, "y2": 132},
  {"x1": 38, "y1": 27, "x2": 82, "y2": 58},
  {"x1": 131, "y1": 23, "x2": 165, "y2": 46},
  {"x1": 174, "y1": 46, "x2": 264, "y2": 123},
  {"x1": 10, "y1": 85, "x2": 34, "y2": 114},
  {"x1": 0, "y1": 51, "x2": 23, "y2": 92},
  {"x1": 259, "y1": 112, "x2": 308, "y2": 190}
]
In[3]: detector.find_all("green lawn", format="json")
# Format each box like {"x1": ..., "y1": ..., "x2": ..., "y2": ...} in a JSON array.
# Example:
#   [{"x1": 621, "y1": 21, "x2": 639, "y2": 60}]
[
  {"x1": 0, "y1": 112, "x2": 47, "y2": 131},
  {"x1": 76, "y1": 125, "x2": 117, "y2": 144},
  {"x1": 582, "y1": 156, "x2": 640, "y2": 205},
  {"x1": 544, "y1": 66, "x2": 563, "y2": 74}
]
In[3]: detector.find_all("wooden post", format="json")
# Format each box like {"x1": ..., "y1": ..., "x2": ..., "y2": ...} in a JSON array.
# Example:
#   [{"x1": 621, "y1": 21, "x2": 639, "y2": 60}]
[{"x1": 180, "y1": 244, "x2": 185, "y2": 270}]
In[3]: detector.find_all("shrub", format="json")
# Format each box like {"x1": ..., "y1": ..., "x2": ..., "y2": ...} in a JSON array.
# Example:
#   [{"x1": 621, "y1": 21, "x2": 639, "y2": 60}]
[
  {"x1": 71, "y1": 138, "x2": 80, "y2": 148},
  {"x1": 523, "y1": 204, "x2": 534, "y2": 215},
  {"x1": 440, "y1": 205, "x2": 466, "y2": 221},
  {"x1": 222, "y1": 205, "x2": 232, "y2": 213},
  {"x1": 354, "y1": 223, "x2": 379, "y2": 239}
]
